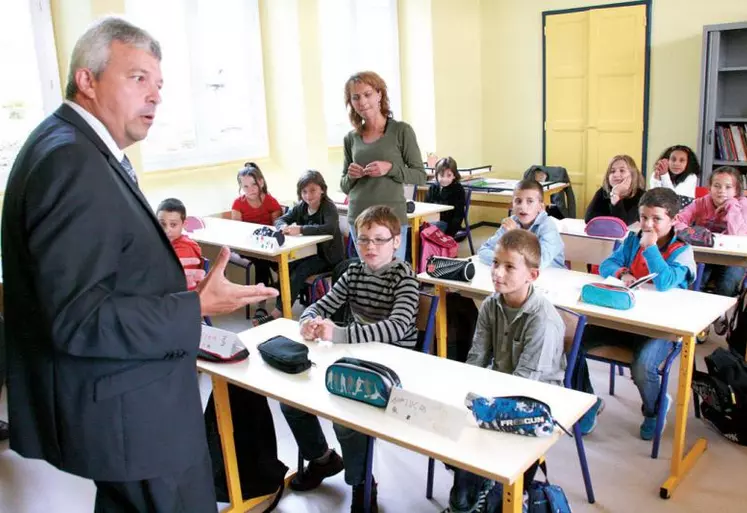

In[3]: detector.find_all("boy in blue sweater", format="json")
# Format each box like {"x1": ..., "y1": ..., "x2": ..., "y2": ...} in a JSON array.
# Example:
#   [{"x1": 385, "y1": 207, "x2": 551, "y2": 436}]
[
  {"x1": 578, "y1": 187, "x2": 696, "y2": 440},
  {"x1": 477, "y1": 179, "x2": 565, "y2": 269}
]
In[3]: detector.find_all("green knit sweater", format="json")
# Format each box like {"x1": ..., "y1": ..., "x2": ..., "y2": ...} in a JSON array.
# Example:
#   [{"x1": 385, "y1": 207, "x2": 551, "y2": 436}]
[{"x1": 340, "y1": 118, "x2": 426, "y2": 223}]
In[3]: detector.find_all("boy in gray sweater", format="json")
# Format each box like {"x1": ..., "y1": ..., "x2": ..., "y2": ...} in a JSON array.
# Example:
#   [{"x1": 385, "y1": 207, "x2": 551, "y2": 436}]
[{"x1": 449, "y1": 230, "x2": 566, "y2": 512}]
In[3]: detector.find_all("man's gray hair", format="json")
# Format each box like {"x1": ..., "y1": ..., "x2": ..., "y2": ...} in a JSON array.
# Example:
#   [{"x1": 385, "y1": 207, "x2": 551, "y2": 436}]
[{"x1": 65, "y1": 17, "x2": 161, "y2": 100}]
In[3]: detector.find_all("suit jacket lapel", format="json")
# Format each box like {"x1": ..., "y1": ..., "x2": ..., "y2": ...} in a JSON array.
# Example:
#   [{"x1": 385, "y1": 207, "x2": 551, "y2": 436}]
[{"x1": 54, "y1": 104, "x2": 184, "y2": 269}]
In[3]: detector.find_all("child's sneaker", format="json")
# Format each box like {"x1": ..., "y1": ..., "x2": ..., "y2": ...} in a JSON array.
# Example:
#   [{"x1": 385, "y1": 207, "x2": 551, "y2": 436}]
[
  {"x1": 578, "y1": 398, "x2": 605, "y2": 436},
  {"x1": 640, "y1": 394, "x2": 672, "y2": 441}
]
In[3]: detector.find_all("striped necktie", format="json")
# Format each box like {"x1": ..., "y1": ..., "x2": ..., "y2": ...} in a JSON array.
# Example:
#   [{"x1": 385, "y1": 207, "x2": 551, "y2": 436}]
[{"x1": 120, "y1": 155, "x2": 138, "y2": 186}]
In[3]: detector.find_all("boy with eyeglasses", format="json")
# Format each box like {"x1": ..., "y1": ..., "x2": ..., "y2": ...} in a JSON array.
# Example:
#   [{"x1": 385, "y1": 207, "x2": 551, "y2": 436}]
[{"x1": 280, "y1": 205, "x2": 419, "y2": 513}]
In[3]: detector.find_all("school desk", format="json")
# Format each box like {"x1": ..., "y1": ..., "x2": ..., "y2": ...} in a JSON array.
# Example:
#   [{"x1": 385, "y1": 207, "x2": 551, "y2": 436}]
[
  {"x1": 417, "y1": 260, "x2": 736, "y2": 500},
  {"x1": 556, "y1": 218, "x2": 747, "y2": 269},
  {"x1": 190, "y1": 217, "x2": 332, "y2": 319},
  {"x1": 197, "y1": 318, "x2": 596, "y2": 513}
]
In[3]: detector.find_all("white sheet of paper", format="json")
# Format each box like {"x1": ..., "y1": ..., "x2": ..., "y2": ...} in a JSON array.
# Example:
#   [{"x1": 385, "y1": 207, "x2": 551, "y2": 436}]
[
  {"x1": 385, "y1": 388, "x2": 468, "y2": 441},
  {"x1": 200, "y1": 325, "x2": 241, "y2": 359}
]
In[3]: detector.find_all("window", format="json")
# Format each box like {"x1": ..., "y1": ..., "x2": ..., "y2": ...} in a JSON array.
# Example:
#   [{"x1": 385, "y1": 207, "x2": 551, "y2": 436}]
[
  {"x1": 126, "y1": 0, "x2": 269, "y2": 171},
  {"x1": 0, "y1": 0, "x2": 61, "y2": 190},
  {"x1": 319, "y1": 0, "x2": 401, "y2": 146}
]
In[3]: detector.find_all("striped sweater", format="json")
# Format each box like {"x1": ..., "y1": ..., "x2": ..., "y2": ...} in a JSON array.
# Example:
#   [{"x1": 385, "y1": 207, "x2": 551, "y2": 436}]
[{"x1": 300, "y1": 259, "x2": 419, "y2": 347}]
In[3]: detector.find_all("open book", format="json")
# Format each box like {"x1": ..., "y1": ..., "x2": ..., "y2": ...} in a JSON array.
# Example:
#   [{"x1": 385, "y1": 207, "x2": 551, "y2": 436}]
[{"x1": 602, "y1": 272, "x2": 657, "y2": 290}]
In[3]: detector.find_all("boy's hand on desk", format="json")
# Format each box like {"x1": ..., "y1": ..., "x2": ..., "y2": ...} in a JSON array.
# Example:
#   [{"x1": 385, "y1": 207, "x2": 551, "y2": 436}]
[
  {"x1": 620, "y1": 273, "x2": 636, "y2": 287},
  {"x1": 315, "y1": 319, "x2": 336, "y2": 341},
  {"x1": 282, "y1": 224, "x2": 302, "y2": 236},
  {"x1": 300, "y1": 318, "x2": 318, "y2": 341},
  {"x1": 501, "y1": 218, "x2": 519, "y2": 231},
  {"x1": 197, "y1": 246, "x2": 279, "y2": 317}
]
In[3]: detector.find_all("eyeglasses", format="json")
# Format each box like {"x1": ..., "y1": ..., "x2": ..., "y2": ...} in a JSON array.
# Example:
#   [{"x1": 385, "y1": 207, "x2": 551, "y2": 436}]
[{"x1": 356, "y1": 236, "x2": 394, "y2": 247}]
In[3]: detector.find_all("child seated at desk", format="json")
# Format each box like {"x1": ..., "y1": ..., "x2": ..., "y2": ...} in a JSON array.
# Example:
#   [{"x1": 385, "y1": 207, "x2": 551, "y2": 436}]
[
  {"x1": 577, "y1": 188, "x2": 696, "y2": 440},
  {"x1": 477, "y1": 178, "x2": 565, "y2": 269},
  {"x1": 447, "y1": 229, "x2": 565, "y2": 511},
  {"x1": 424, "y1": 156, "x2": 465, "y2": 236},
  {"x1": 251, "y1": 170, "x2": 344, "y2": 325},
  {"x1": 281, "y1": 205, "x2": 419, "y2": 513},
  {"x1": 156, "y1": 198, "x2": 204, "y2": 290},
  {"x1": 229, "y1": 162, "x2": 283, "y2": 297},
  {"x1": 674, "y1": 165, "x2": 747, "y2": 297},
  {"x1": 584, "y1": 155, "x2": 645, "y2": 225}
]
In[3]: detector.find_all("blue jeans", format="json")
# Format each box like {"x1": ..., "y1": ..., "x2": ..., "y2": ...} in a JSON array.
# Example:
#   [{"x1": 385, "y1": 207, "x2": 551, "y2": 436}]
[
  {"x1": 349, "y1": 224, "x2": 409, "y2": 262},
  {"x1": 701, "y1": 264, "x2": 745, "y2": 296},
  {"x1": 280, "y1": 404, "x2": 369, "y2": 485},
  {"x1": 579, "y1": 325, "x2": 672, "y2": 417}
]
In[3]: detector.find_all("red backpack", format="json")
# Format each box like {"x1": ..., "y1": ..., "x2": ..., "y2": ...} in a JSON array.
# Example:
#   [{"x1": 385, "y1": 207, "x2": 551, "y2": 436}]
[{"x1": 418, "y1": 222, "x2": 458, "y2": 273}]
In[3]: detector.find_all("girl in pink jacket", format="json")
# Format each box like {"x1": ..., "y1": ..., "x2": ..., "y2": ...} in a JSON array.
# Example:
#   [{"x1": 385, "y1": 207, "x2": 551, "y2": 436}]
[{"x1": 675, "y1": 166, "x2": 747, "y2": 295}]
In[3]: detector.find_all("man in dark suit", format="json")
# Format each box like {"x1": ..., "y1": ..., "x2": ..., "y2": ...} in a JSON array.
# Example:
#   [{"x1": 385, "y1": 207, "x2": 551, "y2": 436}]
[{"x1": 1, "y1": 17, "x2": 278, "y2": 512}]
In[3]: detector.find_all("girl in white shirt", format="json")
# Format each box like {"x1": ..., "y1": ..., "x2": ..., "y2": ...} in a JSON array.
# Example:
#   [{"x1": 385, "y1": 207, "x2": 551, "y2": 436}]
[{"x1": 649, "y1": 145, "x2": 701, "y2": 198}]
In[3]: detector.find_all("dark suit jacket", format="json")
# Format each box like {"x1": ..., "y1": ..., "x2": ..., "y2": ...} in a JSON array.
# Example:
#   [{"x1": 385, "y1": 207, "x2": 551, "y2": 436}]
[{"x1": 1, "y1": 104, "x2": 206, "y2": 481}]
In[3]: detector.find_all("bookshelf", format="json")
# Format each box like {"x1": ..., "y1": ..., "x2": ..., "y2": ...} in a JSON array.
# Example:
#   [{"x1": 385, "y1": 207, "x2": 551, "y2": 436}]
[{"x1": 697, "y1": 22, "x2": 747, "y2": 186}]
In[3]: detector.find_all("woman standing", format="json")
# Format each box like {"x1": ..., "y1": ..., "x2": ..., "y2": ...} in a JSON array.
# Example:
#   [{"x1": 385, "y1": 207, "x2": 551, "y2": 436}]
[{"x1": 340, "y1": 71, "x2": 426, "y2": 261}]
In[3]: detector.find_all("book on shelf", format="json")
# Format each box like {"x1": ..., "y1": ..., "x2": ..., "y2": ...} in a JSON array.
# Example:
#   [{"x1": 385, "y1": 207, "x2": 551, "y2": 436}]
[{"x1": 715, "y1": 123, "x2": 747, "y2": 163}]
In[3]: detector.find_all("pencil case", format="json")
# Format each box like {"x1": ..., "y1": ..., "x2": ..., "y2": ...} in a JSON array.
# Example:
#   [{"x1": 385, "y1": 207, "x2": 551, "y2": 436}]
[
  {"x1": 580, "y1": 282, "x2": 635, "y2": 310},
  {"x1": 325, "y1": 357, "x2": 401, "y2": 408},
  {"x1": 464, "y1": 393, "x2": 570, "y2": 438}
]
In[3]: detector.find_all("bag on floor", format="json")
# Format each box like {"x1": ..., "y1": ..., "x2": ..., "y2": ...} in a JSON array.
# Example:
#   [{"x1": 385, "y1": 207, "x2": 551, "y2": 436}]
[
  {"x1": 723, "y1": 285, "x2": 747, "y2": 358},
  {"x1": 419, "y1": 222, "x2": 459, "y2": 273},
  {"x1": 525, "y1": 462, "x2": 573, "y2": 513},
  {"x1": 204, "y1": 385, "x2": 288, "y2": 508},
  {"x1": 691, "y1": 347, "x2": 747, "y2": 445}
]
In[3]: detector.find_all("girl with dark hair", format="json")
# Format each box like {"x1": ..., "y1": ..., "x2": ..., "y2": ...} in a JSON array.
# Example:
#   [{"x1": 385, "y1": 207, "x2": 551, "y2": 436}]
[
  {"x1": 649, "y1": 145, "x2": 701, "y2": 198},
  {"x1": 424, "y1": 156, "x2": 466, "y2": 236},
  {"x1": 251, "y1": 171, "x2": 344, "y2": 325}
]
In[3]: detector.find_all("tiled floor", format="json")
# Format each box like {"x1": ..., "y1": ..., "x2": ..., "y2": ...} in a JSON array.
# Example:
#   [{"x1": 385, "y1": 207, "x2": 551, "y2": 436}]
[{"x1": 1, "y1": 227, "x2": 746, "y2": 512}]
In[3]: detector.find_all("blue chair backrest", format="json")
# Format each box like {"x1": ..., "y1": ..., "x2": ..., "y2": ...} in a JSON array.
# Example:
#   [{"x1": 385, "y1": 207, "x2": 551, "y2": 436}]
[
  {"x1": 417, "y1": 292, "x2": 440, "y2": 354},
  {"x1": 556, "y1": 306, "x2": 587, "y2": 389}
]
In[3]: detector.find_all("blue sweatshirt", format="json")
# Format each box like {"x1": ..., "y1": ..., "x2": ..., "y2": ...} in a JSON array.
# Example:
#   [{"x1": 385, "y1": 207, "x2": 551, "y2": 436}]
[
  {"x1": 477, "y1": 211, "x2": 566, "y2": 269},
  {"x1": 600, "y1": 231, "x2": 696, "y2": 291}
]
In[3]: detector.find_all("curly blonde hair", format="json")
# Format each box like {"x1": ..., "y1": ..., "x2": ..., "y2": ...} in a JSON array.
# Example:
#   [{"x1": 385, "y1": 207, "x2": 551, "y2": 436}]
[{"x1": 344, "y1": 71, "x2": 392, "y2": 134}]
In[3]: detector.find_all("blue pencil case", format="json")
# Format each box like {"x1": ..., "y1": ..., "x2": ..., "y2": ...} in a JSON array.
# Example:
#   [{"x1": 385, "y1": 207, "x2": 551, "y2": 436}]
[
  {"x1": 580, "y1": 282, "x2": 635, "y2": 310},
  {"x1": 325, "y1": 357, "x2": 401, "y2": 408}
]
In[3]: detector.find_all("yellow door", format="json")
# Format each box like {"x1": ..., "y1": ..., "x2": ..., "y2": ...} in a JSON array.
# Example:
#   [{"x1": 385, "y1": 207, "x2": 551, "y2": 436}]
[{"x1": 545, "y1": 5, "x2": 646, "y2": 214}]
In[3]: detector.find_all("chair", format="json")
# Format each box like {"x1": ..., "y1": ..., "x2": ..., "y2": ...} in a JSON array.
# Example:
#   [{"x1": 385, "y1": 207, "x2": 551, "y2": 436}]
[
  {"x1": 424, "y1": 306, "x2": 595, "y2": 505},
  {"x1": 202, "y1": 257, "x2": 213, "y2": 326},
  {"x1": 557, "y1": 306, "x2": 596, "y2": 503},
  {"x1": 453, "y1": 188, "x2": 475, "y2": 255},
  {"x1": 416, "y1": 292, "x2": 440, "y2": 355},
  {"x1": 300, "y1": 272, "x2": 333, "y2": 307},
  {"x1": 695, "y1": 186, "x2": 709, "y2": 199},
  {"x1": 585, "y1": 339, "x2": 681, "y2": 459}
]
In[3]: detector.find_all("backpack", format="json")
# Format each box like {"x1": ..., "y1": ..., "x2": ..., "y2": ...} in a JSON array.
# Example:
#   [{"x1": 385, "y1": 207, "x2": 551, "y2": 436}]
[
  {"x1": 676, "y1": 226, "x2": 714, "y2": 247},
  {"x1": 418, "y1": 222, "x2": 458, "y2": 273},
  {"x1": 692, "y1": 347, "x2": 747, "y2": 445},
  {"x1": 724, "y1": 286, "x2": 747, "y2": 358}
]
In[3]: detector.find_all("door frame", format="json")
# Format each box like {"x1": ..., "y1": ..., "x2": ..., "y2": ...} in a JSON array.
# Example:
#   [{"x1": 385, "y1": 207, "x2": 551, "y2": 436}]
[{"x1": 542, "y1": 0, "x2": 653, "y2": 174}]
